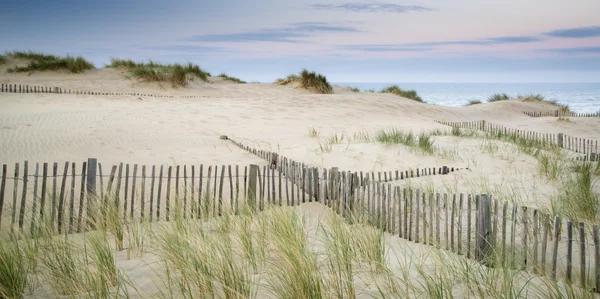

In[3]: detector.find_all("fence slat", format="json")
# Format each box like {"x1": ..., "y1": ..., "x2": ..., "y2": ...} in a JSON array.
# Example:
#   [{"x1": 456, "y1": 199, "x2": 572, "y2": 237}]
[
  {"x1": 11, "y1": 163, "x2": 19, "y2": 226},
  {"x1": 18, "y1": 161, "x2": 29, "y2": 230},
  {"x1": 68, "y1": 162, "x2": 76, "y2": 234},
  {"x1": 30, "y1": 163, "x2": 40, "y2": 234},
  {"x1": 77, "y1": 162, "x2": 87, "y2": 232}
]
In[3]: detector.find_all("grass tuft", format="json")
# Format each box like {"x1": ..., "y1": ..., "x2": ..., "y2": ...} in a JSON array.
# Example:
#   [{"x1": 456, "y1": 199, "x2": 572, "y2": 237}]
[
  {"x1": 348, "y1": 86, "x2": 360, "y2": 92},
  {"x1": 5, "y1": 51, "x2": 95, "y2": 73},
  {"x1": 487, "y1": 93, "x2": 510, "y2": 102},
  {"x1": 108, "y1": 58, "x2": 210, "y2": 87},
  {"x1": 465, "y1": 100, "x2": 482, "y2": 106},
  {"x1": 218, "y1": 73, "x2": 246, "y2": 83},
  {"x1": 299, "y1": 69, "x2": 333, "y2": 94},
  {"x1": 275, "y1": 70, "x2": 333, "y2": 93},
  {"x1": 0, "y1": 241, "x2": 28, "y2": 299},
  {"x1": 380, "y1": 85, "x2": 425, "y2": 102}
]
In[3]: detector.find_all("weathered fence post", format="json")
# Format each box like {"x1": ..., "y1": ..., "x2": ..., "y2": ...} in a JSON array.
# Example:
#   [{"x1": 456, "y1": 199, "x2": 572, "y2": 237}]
[
  {"x1": 86, "y1": 158, "x2": 97, "y2": 228},
  {"x1": 477, "y1": 194, "x2": 492, "y2": 264},
  {"x1": 558, "y1": 133, "x2": 564, "y2": 148},
  {"x1": 248, "y1": 164, "x2": 258, "y2": 210}
]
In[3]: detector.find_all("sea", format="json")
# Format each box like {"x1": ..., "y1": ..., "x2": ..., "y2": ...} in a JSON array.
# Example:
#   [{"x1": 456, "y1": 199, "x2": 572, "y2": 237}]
[{"x1": 333, "y1": 83, "x2": 600, "y2": 114}]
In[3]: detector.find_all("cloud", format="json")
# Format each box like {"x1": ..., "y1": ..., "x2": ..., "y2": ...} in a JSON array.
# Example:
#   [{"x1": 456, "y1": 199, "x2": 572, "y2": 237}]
[
  {"x1": 538, "y1": 47, "x2": 600, "y2": 54},
  {"x1": 543, "y1": 26, "x2": 600, "y2": 38},
  {"x1": 187, "y1": 22, "x2": 360, "y2": 43},
  {"x1": 310, "y1": 3, "x2": 433, "y2": 13},
  {"x1": 485, "y1": 36, "x2": 542, "y2": 43},
  {"x1": 338, "y1": 35, "x2": 541, "y2": 52},
  {"x1": 143, "y1": 45, "x2": 226, "y2": 52},
  {"x1": 337, "y1": 44, "x2": 434, "y2": 52}
]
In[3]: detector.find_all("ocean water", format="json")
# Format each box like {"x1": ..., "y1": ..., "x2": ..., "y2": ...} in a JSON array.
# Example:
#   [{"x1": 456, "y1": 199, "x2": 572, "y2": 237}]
[{"x1": 334, "y1": 83, "x2": 600, "y2": 114}]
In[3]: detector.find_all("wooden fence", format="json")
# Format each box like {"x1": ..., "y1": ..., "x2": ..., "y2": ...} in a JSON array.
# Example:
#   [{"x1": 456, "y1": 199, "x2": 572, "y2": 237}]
[
  {"x1": 0, "y1": 142, "x2": 598, "y2": 293},
  {"x1": 524, "y1": 110, "x2": 600, "y2": 118},
  {"x1": 0, "y1": 83, "x2": 211, "y2": 99},
  {"x1": 436, "y1": 120, "x2": 600, "y2": 161}
]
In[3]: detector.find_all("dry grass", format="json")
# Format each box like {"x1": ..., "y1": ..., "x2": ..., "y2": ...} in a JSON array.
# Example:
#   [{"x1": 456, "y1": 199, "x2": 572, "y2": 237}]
[
  {"x1": 218, "y1": 73, "x2": 246, "y2": 84},
  {"x1": 487, "y1": 93, "x2": 510, "y2": 102},
  {"x1": 4, "y1": 51, "x2": 95, "y2": 73},
  {"x1": 380, "y1": 85, "x2": 425, "y2": 103},
  {"x1": 519, "y1": 94, "x2": 571, "y2": 111},
  {"x1": 275, "y1": 70, "x2": 333, "y2": 94},
  {"x1": 108, "y1": 58, "x2": 210, "y2": 87},
  {"x1": 465, "y1": 100, "x2": 482, "y2": 106}
]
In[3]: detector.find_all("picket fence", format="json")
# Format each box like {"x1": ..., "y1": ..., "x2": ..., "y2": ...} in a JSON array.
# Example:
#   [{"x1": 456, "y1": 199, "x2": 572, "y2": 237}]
[
  {"x1": 524, "y1": 110, "x2": 600, "y2": 118},
  {"x1": 435, "y1": 120, "x2": 600, "y2": 161},
  {"x1": 0, "y1": 83, "x2": 211, "y2": 99}
]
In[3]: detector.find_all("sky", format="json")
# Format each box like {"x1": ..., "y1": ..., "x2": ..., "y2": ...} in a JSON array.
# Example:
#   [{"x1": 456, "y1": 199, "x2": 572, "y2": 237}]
[{"x1": 1, "y1": 0, "x2": 599, "y2": 83}]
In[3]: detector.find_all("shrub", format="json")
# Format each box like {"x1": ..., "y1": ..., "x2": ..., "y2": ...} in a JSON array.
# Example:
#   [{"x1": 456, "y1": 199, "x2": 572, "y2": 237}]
[
  {"x1": 218, "y1": 73, "x2": 246, "y2": 83},
  {"x1": 299, "y1": 69, "x2": 333, "y2": 94},
  {"x1": 465, "y1": 100, "x2": 482, "y2": 106},
  {"x1": 5, "y1": 51, "x2": 95, "y2": 73},
  {"x1": 0, "y1": 55, "x2": 6, "y2": 65},
  {"x1": 108, "y1": 59, "x2": 210, "y2": 87},
  {"x1": 380, "y1": 85, "x2": 424, "y2": 102},
  {"x1": 487, "y1": 93, "x2": 510, "y2": 102}
]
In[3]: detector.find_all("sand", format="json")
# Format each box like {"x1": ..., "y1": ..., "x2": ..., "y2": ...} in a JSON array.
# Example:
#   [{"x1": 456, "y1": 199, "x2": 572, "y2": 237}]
[{"x1": 1, "y1": 64, "x2": 600, "y2": 298}]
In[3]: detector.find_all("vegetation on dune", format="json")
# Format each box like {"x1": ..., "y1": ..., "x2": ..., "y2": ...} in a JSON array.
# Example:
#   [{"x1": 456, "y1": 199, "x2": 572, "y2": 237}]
[
  {"x1": 275, "y1": 69, "x2": 333, "y2": 94},
  {"x1": 487, "y1": 93, "x2": 510, "y2": 102},
  {"x1": 379, "y1": 85, "x2": 425, "y2": 103},
  {"x1": 465, "y1": 100, "x2": 482, "y2": 106},
  {"x1": 348, "y1": 86, "x2": 360, "y2": 92},
  {"x1": 0, "y1": 55, "x2": 6, "y2": 65},
  {"x1": 108, "y1": 58, "x2": 210, "y2": 87},
  {"x1": 4, "y1": 50, "x2": 95, "y2": 73},
  {"x1": 519, "y1": 94, "x2": 571, "y2": 112},
  {"x1": 218, "y1": 73, "x2": 246, "y2": 84},
  {"x1": 275, "y1": 74, "x2": 300, "y2": 85}
]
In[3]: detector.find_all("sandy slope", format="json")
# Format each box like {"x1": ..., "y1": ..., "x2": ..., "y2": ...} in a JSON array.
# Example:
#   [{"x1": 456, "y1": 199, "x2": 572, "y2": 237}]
[{"x1": 1, "y1": 67, "x2": 600, "y2": 298}]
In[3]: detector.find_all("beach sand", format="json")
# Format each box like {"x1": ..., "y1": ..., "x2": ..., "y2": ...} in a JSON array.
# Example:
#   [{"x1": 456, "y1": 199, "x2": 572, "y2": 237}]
[{"x1": 1, "y1": 64, "x2": 599, "y2": 298}]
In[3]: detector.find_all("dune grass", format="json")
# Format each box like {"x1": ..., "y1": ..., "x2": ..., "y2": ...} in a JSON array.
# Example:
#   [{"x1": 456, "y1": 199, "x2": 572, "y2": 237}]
[
  {"x1": 4, "y1": 51, "x2": 95, "y2": 73},
  {"x1": 488, "y1": 93, "x2": 510, "y2": 102},
  {"x1": 275, "y1": 70, "x2": 333, "y2": 94},
  {"x1": 218, "y1": 73, "x2": 246, "y2": 84},
  {"x1": 380, "y1": 85, "x2": 425, "y2": 103},
  {"x1": 0, "y1": 55, "x2": 6, "y2": 65},
  {"x1": 551, "y1": 161, "x2": 599, "y2": 224},
  {"x1": 108, "y1": 58, "x2": 210, "y2": 87},
  {"x1": 466, "y1": 100, "x2": 482, "y2": 106},
  {"x1": 518, "y1": 94, "x2": 571, "y2": 111},
  {"x1": 275, "y1": 74, "x2": 300, "y2": 85},
  {"x1": 348, "y1": 86, "x2": 360, "y2": 92}
]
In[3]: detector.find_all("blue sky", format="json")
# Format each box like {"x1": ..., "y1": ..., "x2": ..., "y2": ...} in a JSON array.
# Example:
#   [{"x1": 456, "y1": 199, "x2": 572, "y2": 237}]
[{"x1": 1, "y1": 0, "x2": 599, "y2": 82}]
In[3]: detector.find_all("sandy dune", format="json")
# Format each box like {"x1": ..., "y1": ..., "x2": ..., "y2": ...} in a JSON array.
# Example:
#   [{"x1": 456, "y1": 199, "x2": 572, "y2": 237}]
[{"x1": 1, "y1": 66, "x2": 600, "y2": 298}]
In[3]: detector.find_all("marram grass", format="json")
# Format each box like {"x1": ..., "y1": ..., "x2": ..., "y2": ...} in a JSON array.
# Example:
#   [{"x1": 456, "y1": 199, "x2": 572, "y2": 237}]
[
  {"x1": 380, "y1": 85, "x2": 424, "y2": 102},
  {"x1": 218, "y1": 73, "x2": 246, "y2": 83},
  {"x1": 488, "y1": 93, "x2": 510, "y2": 102},
  {"x1": 275, "y1": 69, "x2": 333, "y2": 94},
  {"x1": 5, "y1": 50, "x2": 95, "y2": 73},
  {"x1": 108, "y1": 58, "x2": 210, "y2": 87}
]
